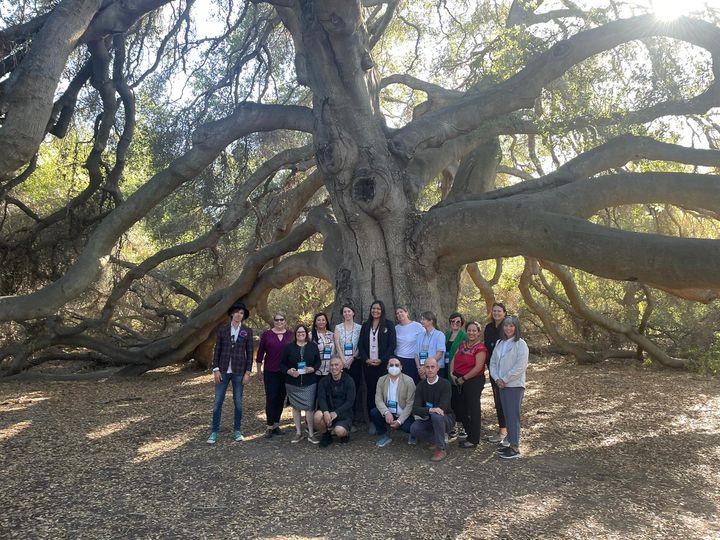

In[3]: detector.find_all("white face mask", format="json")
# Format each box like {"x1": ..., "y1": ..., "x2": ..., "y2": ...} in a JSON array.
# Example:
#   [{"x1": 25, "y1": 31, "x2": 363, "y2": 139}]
[{"x1": 388, "y1": 366, "x2": 401, "y2": 376}]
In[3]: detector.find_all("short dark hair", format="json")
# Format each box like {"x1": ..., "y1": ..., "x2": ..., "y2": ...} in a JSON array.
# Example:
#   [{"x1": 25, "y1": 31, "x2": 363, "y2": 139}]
[
  {"x1": 420, "y1": 311, "x2": 437, "y2": 327},
  {"x1": 448, "y1": 312, "x2": 464, "y2": 325}
]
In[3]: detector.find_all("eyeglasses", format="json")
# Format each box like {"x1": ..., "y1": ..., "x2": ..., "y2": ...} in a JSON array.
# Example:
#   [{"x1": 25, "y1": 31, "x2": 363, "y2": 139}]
[
  {"x1": 450, "y1": 319, "x2": 461, "y2": 324},
  {"x1": 274, "y1": 318, "x2": 285, "y2": 322}
]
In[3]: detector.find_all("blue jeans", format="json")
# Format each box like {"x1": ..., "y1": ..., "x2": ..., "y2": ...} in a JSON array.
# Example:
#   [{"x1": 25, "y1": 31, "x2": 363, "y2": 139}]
[
  {"x1": 211, "y1": 372, "x2": 245, "y2": 432},
  {"x1": 370, "y1": 407, "x2": 415, "y2": 435}
]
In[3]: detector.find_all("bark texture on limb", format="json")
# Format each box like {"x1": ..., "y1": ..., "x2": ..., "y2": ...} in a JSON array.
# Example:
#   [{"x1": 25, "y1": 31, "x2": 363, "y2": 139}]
[{"x1": 0, "y1": 0, "x2": 101, "y2": 180}]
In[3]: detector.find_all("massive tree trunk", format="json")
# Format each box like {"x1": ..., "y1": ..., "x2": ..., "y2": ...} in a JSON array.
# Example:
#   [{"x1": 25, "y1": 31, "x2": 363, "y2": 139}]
[{"x1": 282, "y1": 1, "x2": 461, "y2": 321}]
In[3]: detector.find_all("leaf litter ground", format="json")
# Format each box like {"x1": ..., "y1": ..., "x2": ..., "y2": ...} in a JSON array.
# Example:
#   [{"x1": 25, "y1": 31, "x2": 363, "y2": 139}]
[{"x1": 1, "y1": 356, "x2": 719, "y2": 539}]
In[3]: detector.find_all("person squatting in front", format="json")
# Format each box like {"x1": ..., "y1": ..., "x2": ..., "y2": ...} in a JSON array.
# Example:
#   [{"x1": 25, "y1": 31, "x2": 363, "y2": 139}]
[
  {"x1": 370, "y1": 357, "x2": 416, "y2": 448},
  {"x1": 410, "y1": 357, "x2": 455, "y2": 462},
  {"x1": 314, "y1": 357, "x2": 356, "y2": 447}
]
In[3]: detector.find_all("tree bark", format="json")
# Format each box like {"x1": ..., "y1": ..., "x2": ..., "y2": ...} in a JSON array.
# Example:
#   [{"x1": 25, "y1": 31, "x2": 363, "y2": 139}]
[{"x1": 0, "y1": 0, "x2": 101, "y2": 180}]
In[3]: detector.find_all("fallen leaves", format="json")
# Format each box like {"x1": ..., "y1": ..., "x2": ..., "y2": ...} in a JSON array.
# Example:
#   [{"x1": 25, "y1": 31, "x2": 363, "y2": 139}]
[{"x1": 0, "y1": 358, "x2": 719, "y2": 538}]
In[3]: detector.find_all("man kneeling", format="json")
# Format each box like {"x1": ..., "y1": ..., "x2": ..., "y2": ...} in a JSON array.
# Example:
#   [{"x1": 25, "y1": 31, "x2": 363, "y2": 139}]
[
  {"x1": 314, "y1": 357, "x2": 356, "y2": 447},
  {"x1": 370, "y1": 357, "x2": 416, "y2": 447},
  {"x1": 410, "y1": 357, "x2": 455, "y2": 462}
]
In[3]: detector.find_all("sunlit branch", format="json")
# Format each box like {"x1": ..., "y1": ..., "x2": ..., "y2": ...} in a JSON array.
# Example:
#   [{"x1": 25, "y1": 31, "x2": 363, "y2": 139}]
[
  {"x1": 539, "y1": 259, "x2": 689, "y2": 368},
  {"x1": 519, "y1": 258, "x2": 596, "y2": 363},
  {"x1": 391, "y1": 15, "x2": 720, "y2": 159},
  {"x1": 542, "y1": 172, "x2": 720, "y2": 218},
  {"x1": 459, "y1": 136, "x2": 720, "y2": 202},
  {"x1": 368, "y1": 0, "x2": 399, "y2": 49},
  {"x1": 0, "y1": 104, "x2": 315, "y2": 322},
  {"x1": 99, "y1": 144, "x2": 314, "y2": 324},
  {"x1": 245, "y1": 250, "x2": 333, "y2": 307}
]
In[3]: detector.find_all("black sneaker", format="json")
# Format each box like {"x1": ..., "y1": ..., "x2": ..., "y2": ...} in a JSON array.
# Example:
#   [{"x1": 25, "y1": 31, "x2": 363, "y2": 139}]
[
  {"x1": 339, "y1": 435, "x2": 350, "y2": 444},
  {"x1": 496, "y1": 445, "x2": 511, "y2": 455},
  {"x1": 271, "y1": 427, "x2": 283, "y2": 436},
  {"x1": 319, "y1": 432, "x2": 333, "y2": 448},
  {"x1": 264, "y1": 428, "x2": 273, "y2": 439},
  {"x1": 499, "y1": 447, "x2": 521, "y2": 460}
]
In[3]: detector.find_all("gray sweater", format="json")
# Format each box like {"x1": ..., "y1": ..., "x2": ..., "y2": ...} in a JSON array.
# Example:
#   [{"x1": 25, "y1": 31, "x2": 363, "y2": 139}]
[{"x1": 489, "y1": 338, "x2": 529, "y2": 388}]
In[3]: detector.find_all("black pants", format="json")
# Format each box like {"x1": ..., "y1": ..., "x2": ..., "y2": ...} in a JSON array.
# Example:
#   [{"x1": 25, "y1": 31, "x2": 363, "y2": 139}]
[
  {"x1": 451, "y1": 374, "x2": 485, "y2": 444},
  {"x1": 363, "y1": 362, "x2": 387, "y2": 417},
  {"x1": 263, "y1": 370, "x2": 286, "y2": 426},
  {"x1": 397, "y1": 356, "x2": 419, "y2": 384},
  {"x1": 344, "y1": 359, "x2": 364, "y2": 422},
  {"x1": 489, "y1": 375, "x2": 506, "y2": 430}
]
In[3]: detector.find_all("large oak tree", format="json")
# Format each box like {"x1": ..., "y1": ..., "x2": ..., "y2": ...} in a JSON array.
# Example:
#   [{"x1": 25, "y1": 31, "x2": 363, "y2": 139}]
[{"x1": 1, "y1": 0, "x2": 719, "y2": 375}]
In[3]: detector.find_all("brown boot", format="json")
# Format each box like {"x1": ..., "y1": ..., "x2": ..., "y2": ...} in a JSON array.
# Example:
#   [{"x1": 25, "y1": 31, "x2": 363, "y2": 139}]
[{"x1": 430, "y1": 449, "x2": 447, "y2": 462}]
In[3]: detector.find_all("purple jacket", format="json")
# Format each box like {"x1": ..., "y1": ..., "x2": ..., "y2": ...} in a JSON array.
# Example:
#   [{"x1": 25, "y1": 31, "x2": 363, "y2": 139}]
[{"x1": 212, "y1": 323, "x2": 254, "y2": 374}]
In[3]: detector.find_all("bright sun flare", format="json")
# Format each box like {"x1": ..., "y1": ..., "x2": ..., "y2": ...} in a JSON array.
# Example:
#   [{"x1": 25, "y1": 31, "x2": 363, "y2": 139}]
[{"x1": 651, "y1": 0, "x2": 705, "y2": 20}]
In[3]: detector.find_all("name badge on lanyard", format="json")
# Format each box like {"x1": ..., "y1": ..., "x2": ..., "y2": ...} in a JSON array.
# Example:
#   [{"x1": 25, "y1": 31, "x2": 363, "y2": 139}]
[
  {"x1": 425, "y1": 401, "x2": 434, "y2": 409},
  {"x1": 444, "y1": 351, "x2": 449, "y2": 362},
  {"x1": 297, "y1": 361, "x2": 306, "y2": 375},
  {"x1": 344, "y1": 343, "x2": 353, "y2": 357},
  {"x1": 419, "y1": 351, "x2": 428, "y2": 365},
  {"x1": 387, "y1": 400, "x2": 398, "y2": 414},
  {"x1": 324, "y1": 346, "x2": 332, "y2": 360}
]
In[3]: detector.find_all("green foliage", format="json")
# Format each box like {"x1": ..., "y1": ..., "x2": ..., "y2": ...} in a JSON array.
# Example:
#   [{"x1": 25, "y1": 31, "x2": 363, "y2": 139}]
[
  {"x1": 17, "y1": 130, "x2": 91, "y2": 215},
  {"x1": 267, "y1": 276, "x2": 335, "y2": 327},
  {"x1": 692, "y1": 333, "x2": 720, "y2": 375}
]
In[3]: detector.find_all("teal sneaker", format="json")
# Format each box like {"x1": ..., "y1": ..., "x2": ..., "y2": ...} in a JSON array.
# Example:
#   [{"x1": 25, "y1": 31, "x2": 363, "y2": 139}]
[
  {"x1": 233, "y1": 430, "x2": 244, "y2": 442},
  {"x1": 206, "y1": 432, "x2": 219, "y2": 444},
  {"x1": 376, "y1": 434, "x2": 392, "y2": 448}
]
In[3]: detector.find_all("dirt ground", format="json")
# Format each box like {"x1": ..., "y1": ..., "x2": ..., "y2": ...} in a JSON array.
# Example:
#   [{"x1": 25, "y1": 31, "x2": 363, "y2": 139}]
[{"x1": 1, "y1": 356, "x2": 719, "y2": 539}]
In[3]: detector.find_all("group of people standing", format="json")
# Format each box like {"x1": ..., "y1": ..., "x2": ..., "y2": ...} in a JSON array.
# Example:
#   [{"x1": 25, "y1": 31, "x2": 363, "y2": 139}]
[{"x1": 206, "y1": 300, "x2": 529, "y2": 461}]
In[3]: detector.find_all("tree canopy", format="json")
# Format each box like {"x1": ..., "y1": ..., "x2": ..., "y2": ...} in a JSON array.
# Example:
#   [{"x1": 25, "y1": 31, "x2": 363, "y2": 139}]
[{"x1": 1, "y1": 0, "x2": 719, "y2": 376}]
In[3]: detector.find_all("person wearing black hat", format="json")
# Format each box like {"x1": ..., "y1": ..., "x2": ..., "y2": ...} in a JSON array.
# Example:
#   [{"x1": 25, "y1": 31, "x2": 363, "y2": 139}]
[{"x1": 207, "y1": 302, "x2": 254, "y2": 444}]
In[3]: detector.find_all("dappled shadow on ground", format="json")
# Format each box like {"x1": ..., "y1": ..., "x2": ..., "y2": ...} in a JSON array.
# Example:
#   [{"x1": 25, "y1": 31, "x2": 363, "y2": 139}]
[{"x1": 1, "y1": 359, "x2": 719, "y2": 539}]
